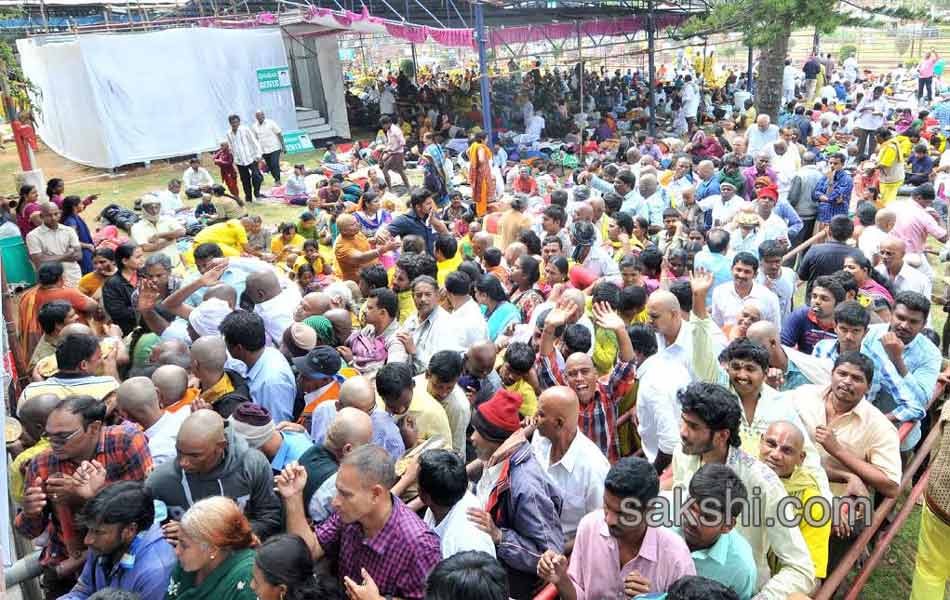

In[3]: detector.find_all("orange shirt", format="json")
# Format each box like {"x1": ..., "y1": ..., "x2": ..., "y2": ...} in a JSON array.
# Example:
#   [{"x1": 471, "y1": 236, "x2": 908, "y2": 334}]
[
  {"x1": 165, "y1": 388, "x2": 200, "y2": 413},
  {"x1": 334, "y1": 232, "x2": 377, "y2": 282}
]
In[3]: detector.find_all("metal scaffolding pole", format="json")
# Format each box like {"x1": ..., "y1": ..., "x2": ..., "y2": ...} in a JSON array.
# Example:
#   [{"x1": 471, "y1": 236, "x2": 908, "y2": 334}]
[
  {"x1": 647, "y1": 0, "x2": 656, "y2": 136},
  {"x1": 475, "y1": 1, "x2": 493, "y2": 142}
]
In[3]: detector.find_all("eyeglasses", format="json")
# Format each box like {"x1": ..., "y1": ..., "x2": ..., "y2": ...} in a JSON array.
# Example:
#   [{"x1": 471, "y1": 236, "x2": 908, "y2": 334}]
[{"x1": 47, "y1": 427, "x2": 84, "y2": 446}]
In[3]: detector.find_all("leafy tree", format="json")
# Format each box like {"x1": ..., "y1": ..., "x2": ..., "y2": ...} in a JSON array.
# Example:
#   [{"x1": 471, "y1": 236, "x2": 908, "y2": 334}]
[{"x1": 679, "y1": 2, "x2": 935, "y2": 119}]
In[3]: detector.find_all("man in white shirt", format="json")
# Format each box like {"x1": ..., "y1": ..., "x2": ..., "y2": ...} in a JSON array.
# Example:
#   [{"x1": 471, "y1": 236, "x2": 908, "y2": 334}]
[
  {"x1": 746, "y1": 114, "x2": 780, "y2": 155},
  {"x1": 877, "y1": 235, "x2": 932, "y2": 299},
  {"x1": 782, "y1": 59, "x2": 798, "y2": 103},
  {"x1": 252, "y1": 110, "x2": 285, "y2": 184},
  {"x1": 854, "y1": 85, "x2": 887, "y2": 159},
  {"x1": 697, "y1": 181, "x2": 750, "y2": 227},
  {"x1": 116, "y1": 376, "x2": 187, "y2": 466},
  {"x1": 182, "y1": 157, "x2": 214, "y2": 199},
  {"x1": 398, "y1": 275, "x2": 460, "y2": 374},
  {"x1": 626, "y1": 326, "x2": 683, "y2": 472},
  {"x1": 155, "y1": 179, "x2": 184, "y2": 216},
  {"x1": 710, "y1": 252, "x2": 782, "y2": 328},
  {"x1": 25, "y1": 202, "x2": 82, "y2": 288},
  {"x1": 226, "y1": 114, "x2": 263, "y2": 203},
  {"x1": 379, "y1": 83, "x2": 396, "y2": 117},
  {"x1": 647, "y1": 289, "x2": 726, "y2": 383},
  {"x1": 379, "y1": 115, "x2": 411, "y2": 189},
  {"x1": 858, "y1": 207, "x2": 895, "y2": 261},
  {"x1": 531, "y1": 386, "x2": 609, "y2": 547},
  {"x1": 681, "y1": 74, "x2": 700, "y2": 123},
  {"x1": 419, "y1": 449, "x2": 496, "y2": 558},
  {"x1": 445, "y1": 271, "x2": 489, "y2": 349},
  {"x1": 245, "y1": 270, "x2": 301, "y2": 347},
  {"x1": 130, "y1": 196, "x2": 185, "y2": 270}
]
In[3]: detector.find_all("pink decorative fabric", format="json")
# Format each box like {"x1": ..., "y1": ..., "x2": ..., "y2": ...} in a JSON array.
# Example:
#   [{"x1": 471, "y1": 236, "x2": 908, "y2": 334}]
[
  {"x1": 425, "y1": 27, "x2": 474, "y2": 47},
  {"x1": 385, "y1": 23, "x2": 429, "y2": 44}
]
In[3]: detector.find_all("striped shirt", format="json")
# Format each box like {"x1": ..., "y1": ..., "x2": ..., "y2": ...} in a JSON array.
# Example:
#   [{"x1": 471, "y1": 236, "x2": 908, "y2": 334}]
[{"x1": 226, "y1": 124, "x2": 262, "y2": 167}]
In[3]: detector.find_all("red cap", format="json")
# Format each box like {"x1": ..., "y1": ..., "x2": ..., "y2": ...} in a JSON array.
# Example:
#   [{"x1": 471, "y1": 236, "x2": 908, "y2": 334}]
[
  {"x1": 473, "y1": 390, "x2": 524, "y2": 441},
  {"x1": 757, "y1": 184, "x2": 779, "y2": 201}
]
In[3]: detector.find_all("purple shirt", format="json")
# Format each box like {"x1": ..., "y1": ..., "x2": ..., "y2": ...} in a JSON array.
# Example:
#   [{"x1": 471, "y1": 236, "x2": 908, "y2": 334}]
[
  {"x1": 315, "y1": 495, "x2": 442, "y2": 599},
  {"x1": 567, "y1": 512, "x2": 695, "y2": 598}
]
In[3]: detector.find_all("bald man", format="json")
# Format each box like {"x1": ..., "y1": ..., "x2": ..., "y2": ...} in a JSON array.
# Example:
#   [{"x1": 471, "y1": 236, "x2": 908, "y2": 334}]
[
  {"x1": 145, "y1": 409, "x2": 282, "y2": 542},
  {"x1": 10, "y1": 394, "x2": 60, "y2": 502},
  {"x1": 876, "y1": 235, "x2": 931, "y2": 298},
  {"x1": 759, "y1": 420, "x2": 831, "y2": 579},
  {"x1": 117, "y1": 376, "x2": 187, "y2": 465},
  {"x1": 324, "y1": 307, "x2": 353, "y2": 346},
  {"x1": 152, "y1": 365, "x2": 195, "y2": 413},
  {"x1": 309, "y1": 375, "x2": 406, "y2": 460},
  {"x1": 294, "y1": 291, "x2": 332, "y2": 322},
  {"x1": 560, "y1": 303, "x2": 636, "y2": 463},
  {"x1": 189, "y1": 336, "x2": 252, "y2": 418},
  {"x1": 463, "y1": 340, "x2": 503, "y2": 406},
  {"x1": 246, "y1": 270, "x2": 301, "y2": 346},
  {"x1": 472, "y1": 231, "x2": 494, "y2": 260},
  {"x1": 296, "y1": 406, "x2": 374, "y2": 523},
  {"x1": 335, "y1": 213, "x2": 400, "y2": 282},
  {"x1": 531, "y1": 386, "x2": 609, "y2": 548},
  {"x1": 647, "y1": 289, "x2": 725, "y2": 382}
]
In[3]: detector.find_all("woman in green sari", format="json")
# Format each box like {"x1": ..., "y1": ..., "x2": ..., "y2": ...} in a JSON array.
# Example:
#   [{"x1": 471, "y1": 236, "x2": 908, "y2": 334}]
[{"x1": 166, "y1": 497, "x2": 258, "y2": 600}]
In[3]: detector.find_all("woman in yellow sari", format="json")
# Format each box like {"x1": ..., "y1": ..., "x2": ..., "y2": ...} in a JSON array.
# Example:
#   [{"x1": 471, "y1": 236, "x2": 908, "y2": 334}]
[{"x1": 468, "y1": 131, "x2": 494, "y2": 217}]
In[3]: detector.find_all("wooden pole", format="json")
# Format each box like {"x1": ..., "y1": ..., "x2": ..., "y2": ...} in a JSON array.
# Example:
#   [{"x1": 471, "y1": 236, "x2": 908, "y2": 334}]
[{"x1": 782, "y1": 228, "x2": 827, "y2": 263}]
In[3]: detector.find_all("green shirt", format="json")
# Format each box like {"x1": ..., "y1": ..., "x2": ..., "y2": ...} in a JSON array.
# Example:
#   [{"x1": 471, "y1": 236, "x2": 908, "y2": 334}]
[{"x1": 165, "y1": 548, "x2": 256, "y2": 600}]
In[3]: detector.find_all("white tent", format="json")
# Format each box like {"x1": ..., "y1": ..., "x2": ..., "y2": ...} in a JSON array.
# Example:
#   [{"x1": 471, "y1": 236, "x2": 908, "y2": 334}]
[{"x1": 18, "y1": 28, "x2": 304, "y2": 169}]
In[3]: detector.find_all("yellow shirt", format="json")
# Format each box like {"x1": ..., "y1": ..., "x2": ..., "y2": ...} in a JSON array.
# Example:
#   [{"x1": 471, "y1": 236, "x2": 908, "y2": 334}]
[
  {"x1": 201, "y1": 373, "x2": 236, "y2": 405},
  {"x1": 376, "y1": 386, "x2": 453, "y2": 445},
  {"x1": 9, "y1": 439, "x2": 51, "y2": 503},
  {"x1": 34, "y1": 339, "x2": 117, "y2": 379},
  {"x1": 271, "y1": 234, "x2": 306, "y2": 258},
  {"x1": 397, "y1": 289, "x2": 416, "y2": 324},
  {"x1": 436, "y1": 252, "x2": 463, "y2": 287},
  {"x1": 293, "y1": 254, "x2": 328, "y2": 275},
  {"x1": 194, "y1": 220, "x2": 248, "y2": 251},
  {"x1": 797, "y1": 485, "x2": 831, "y2": 578},
  {"x1": 506, "y1": 379, "x2": 537, "y2": 417}
]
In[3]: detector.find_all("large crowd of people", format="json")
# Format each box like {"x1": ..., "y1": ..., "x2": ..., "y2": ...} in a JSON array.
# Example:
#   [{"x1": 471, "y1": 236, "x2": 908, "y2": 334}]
[{"x1": 5, "y1": 46, "x2": 950, "y2": 600}]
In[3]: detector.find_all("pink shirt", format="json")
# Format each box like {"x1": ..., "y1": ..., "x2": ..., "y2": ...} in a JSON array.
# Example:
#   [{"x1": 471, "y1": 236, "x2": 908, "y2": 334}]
[
  {"x1": 890, "y1": 199, "x2": 947, "y2": 254},
  {"x1": 566, "y1": 510, "x2": 696, "y2": 598},
  {"x1": 920, "y1": 57, "x2": 938, "y2": 78}
]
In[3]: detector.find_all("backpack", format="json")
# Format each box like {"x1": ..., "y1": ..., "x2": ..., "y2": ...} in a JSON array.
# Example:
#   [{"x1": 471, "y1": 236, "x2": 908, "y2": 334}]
[
  {"x1": 346, "y1": 331, "x2": 388, "y2": 370},
  {"x1": 98, "y1": 203, "x2": 139, "y2": 232}
]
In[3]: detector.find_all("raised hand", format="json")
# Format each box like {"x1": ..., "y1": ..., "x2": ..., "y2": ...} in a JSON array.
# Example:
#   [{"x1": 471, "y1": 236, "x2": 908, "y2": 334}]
[
  {"x1": 546, "y1": 297, "x2": 578, "y2": 329},
  {"x1": 274, "y1": 462, "x2": 308, "y2": 499},
  {"x1": 689, "y1": 267, "x2": 715, "y2": 297},
  {"x1": 199, "y1": 260, "x2": 229, "y2": 286},
  {"x1": 591, "y1": 301, "x2": 625, "y2": 332}
]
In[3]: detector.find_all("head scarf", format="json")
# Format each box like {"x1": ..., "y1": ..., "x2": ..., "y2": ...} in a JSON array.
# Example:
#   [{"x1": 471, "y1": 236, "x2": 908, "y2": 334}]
[
  {"x1": 570, "y1": 221, "x2": 596, "y2": 262},
  {"x1": 303, "y1": 315, "x2": 336, "y2": 346}
]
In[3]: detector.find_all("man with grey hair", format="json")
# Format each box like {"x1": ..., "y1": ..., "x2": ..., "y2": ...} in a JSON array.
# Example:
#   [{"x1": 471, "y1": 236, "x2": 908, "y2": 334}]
[
  {"x1": 117, "y1": 376, "x2": 187, "y2": 465},
  {"x1": 787, "y1": 151, "x2": 824, "y2": 245},
  {"x1": 747, "y1": 114, "x2": 780, "y2": 154},
  {"x1": 629, "y1": 172, "x2": 669, "y2": 227},
  {"x1": 130, "y1": 194, "x2": 185, "y2": 269},
  {"x1": 277, "y1": 444, "x2": 442, "y2": 597}
]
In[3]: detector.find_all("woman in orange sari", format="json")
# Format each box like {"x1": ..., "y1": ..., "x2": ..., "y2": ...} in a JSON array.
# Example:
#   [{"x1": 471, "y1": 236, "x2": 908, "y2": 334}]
[{"x1": 468, "y1": 131, "x2": 494, "y2": 217}]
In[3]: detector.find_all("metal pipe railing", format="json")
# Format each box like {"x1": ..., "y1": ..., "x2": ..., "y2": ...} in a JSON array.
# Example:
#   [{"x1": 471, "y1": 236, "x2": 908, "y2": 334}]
[
  {"x1": 842, "y1": 467, "x2": 931, "y2": 600},
  {"x1": 814, "y1": 408, "x2": 943, "y2": 600}
]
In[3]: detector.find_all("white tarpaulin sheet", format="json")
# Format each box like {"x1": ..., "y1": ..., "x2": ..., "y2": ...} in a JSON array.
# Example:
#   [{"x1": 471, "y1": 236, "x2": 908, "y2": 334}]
[{"x1": 18, "y1": 28, "x2": 299, "y2": 169}]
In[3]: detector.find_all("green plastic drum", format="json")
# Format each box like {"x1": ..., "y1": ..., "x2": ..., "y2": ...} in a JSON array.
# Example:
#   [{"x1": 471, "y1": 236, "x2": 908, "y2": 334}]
[{"x1": 0, "y1": 235, "x2": 37, "y2": 289}]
